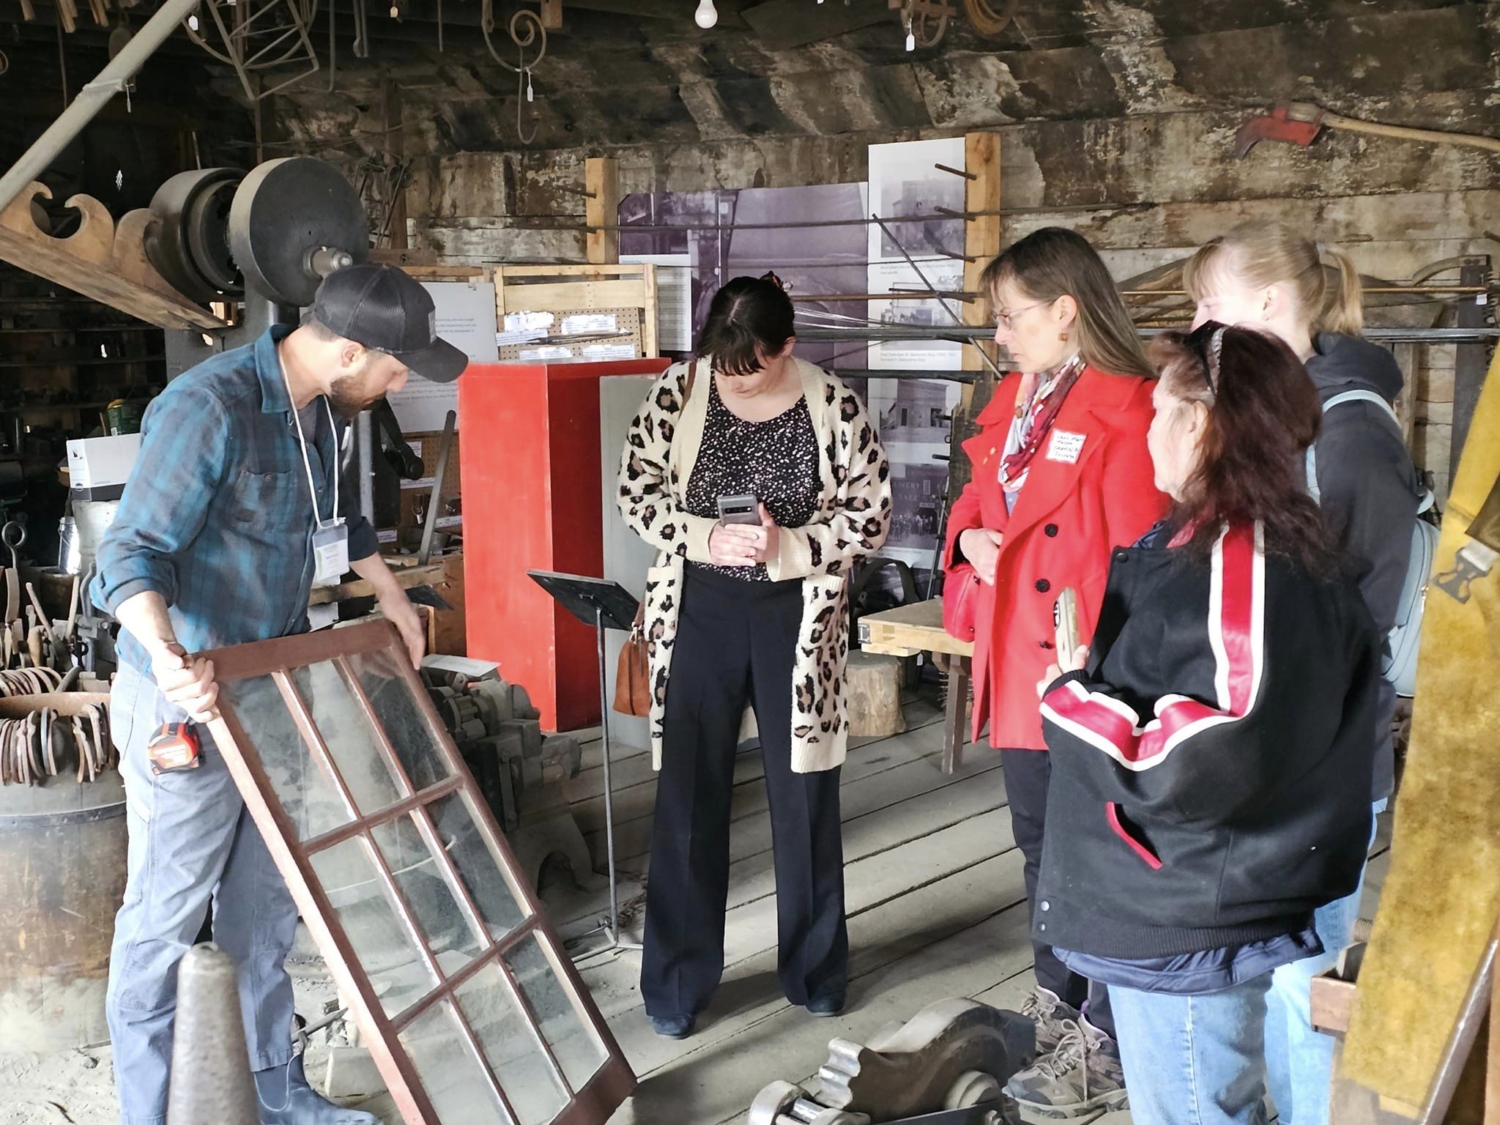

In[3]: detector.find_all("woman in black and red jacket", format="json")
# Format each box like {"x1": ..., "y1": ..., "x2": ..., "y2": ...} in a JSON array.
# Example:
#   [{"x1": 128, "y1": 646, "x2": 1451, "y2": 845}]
[{"x1": 1034, "y1": 323, "x2": 1381, "y2": 1125}]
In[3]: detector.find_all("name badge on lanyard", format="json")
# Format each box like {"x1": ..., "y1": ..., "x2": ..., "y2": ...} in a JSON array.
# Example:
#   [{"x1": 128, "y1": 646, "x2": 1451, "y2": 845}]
[
  {"x1": 286, "y1": 374, "x2": 350, "y2": 588},
  {"x1": 312, "y1": 520, "x2": 350, "y2": 586}
]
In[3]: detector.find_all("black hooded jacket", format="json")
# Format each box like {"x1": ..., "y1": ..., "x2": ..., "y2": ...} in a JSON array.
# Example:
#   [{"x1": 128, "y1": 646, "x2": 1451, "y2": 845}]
[{"x1": 1306, "y1": 332, "x2": 1420, "y2": 801}]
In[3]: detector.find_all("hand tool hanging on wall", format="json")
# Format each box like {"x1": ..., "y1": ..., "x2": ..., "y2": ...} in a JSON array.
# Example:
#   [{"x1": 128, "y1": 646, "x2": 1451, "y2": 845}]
[{"x1": 1236, "y1": 102, "x2": 1500, "y2": 159}]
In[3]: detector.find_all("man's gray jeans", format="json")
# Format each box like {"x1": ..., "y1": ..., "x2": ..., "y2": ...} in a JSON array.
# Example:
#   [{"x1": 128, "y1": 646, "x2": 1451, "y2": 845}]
[{"x1": 106, "y1": 663, "x2": 298, "y2": 1125}]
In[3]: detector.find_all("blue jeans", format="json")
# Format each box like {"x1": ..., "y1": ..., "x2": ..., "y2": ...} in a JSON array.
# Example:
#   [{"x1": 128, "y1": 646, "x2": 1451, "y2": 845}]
[
  {"x1": 1263, "y1": 799, "x2": 1386, "y2": 1125},
  {"x1": 106, "y1": 664, "x2": 299, "y2": 1125},
  {"x1": 1111, "y1": 974, "x2": 1274, "y2": 1125}
]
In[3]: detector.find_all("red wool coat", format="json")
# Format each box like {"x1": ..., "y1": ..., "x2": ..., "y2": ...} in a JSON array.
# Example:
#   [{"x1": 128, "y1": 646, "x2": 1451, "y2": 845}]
[{"x1": 944, "y1": 366, "x2": 1168, "y2": 751}]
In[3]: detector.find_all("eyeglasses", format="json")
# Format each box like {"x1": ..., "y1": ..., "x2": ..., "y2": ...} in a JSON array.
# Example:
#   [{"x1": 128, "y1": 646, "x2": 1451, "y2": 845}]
[
  {"x1": 994, "y1": 299, "x2": 1049, "y2": 330},
  {"x1": 1186, "y1": 321, "x2": 1227, "y2": 394}
]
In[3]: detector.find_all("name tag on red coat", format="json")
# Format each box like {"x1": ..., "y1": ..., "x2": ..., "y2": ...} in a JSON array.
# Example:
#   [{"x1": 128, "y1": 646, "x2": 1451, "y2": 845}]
[{"x1": 1046, "y1": 430, "x2": 1086, "y2": 464}]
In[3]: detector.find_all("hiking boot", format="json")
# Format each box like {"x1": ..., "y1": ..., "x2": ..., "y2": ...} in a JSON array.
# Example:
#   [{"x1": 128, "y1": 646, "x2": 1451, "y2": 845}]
[
  {"x1": 1019, "y1": 986, "x2": 1082, "y2": 1057},
  {"x1": 1005, "y1": 1016, "x2": 1128, "y2": 1121}
]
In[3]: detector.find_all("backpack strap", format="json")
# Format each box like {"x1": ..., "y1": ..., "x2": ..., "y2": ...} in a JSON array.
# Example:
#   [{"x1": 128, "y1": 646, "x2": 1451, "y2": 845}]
[{"x1": 1307, "y1": 388, "x2": 1409, "y2": 505}]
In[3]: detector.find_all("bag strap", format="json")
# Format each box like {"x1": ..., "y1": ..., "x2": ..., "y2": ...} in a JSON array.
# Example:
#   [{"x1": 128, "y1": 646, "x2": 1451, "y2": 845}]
[
  {"x1": 1308, "y1": 388, "x2": 1420, "y2": 506},
  {"x1": 684, "y1": 357, "x2": 699, "y2": 405}
]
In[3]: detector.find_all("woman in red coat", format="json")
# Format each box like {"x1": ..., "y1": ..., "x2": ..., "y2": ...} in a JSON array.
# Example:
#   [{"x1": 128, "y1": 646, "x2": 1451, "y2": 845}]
[{"x1": 943, "y1": 227, "x2": 1168, "y2": 1116}]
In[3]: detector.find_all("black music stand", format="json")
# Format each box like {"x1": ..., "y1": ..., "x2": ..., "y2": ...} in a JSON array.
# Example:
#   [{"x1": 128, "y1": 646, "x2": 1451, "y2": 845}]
[{"x1": 527, "y1": 570, "x2": 642, "y2": 954}]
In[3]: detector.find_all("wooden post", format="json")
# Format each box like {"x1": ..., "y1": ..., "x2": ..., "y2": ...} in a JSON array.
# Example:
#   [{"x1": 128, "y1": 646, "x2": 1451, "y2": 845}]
[
  {"x1": 586, "y1": 156, "x2": 619, "y2": 265},
  {"x1": 951, "y1": 131, "x2": 1002, "y2": 492},
  {"x1": 962, "y1": 130, "x2": 1002, "y2": 366}
]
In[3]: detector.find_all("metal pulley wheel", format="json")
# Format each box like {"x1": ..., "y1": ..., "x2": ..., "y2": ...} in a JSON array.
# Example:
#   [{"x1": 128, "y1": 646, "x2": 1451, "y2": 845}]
[
  {"x1": 144, "y1": 167, "x2": 246, "y2": 302},
  {"x1": 943, "y1": 1070, "x2": 1003, "y2": 1110},
  {"x1": 229, "y1": 156, "x2": 368, "y2": 307}
]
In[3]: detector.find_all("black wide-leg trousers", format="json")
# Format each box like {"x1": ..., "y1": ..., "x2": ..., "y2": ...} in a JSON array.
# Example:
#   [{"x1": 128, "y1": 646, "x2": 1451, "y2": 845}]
[{"x1": 641, "y1": 565, "x2": 848, "y2": 1020}]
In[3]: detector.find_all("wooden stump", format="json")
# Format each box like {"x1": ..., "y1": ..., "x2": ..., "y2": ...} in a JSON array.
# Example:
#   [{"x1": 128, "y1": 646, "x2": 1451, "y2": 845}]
[{"x1": 846, "y1": 651, "x2": 906, "y2": 738}]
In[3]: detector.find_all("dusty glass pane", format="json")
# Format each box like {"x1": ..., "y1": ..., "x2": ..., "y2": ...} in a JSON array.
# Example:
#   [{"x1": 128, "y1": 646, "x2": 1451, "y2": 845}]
[
  {"x1": 399, "y1": 999, "x2": 516, "y2": 1125},
  {"x1": 503, "y1": 934, "x2": 607, "y2": 1095},
  {"x1": 290, "y1": 661, "x2": 406, "y2": 814},
  {"x1": 455, "y1": 961, "x2": 568, "y2": 1125},
  {"x1": 309, "y1": 837, "x2": 439, "y2": 1019},
  {"x1": 371, "y1": 814, "x2": 485, "y2": 976},
  {"x1": 219, "y1": 674, "x2": 351, "y2": 841},
  {"x1": 426, "y1": 790, "x2": 528, "y2": 941},
  {"x1": 348, "y1": 647, "x2": 452, "y2": 792}
]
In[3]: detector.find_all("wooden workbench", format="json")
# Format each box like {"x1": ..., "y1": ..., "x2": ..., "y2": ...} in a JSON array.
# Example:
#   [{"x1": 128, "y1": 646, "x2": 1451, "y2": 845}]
[{"x1": 858, "y1": 598, "x2": 974, "y2": 773}]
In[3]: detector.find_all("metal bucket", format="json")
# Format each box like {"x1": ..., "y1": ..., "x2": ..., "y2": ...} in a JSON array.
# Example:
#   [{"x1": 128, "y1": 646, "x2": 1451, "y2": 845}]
[
  {"x1": 57, "y1": 515, "x2": 82, "y2": 575},
  {"x1": 0, "y1": 726, "x2": 126, "y2": 1051}
]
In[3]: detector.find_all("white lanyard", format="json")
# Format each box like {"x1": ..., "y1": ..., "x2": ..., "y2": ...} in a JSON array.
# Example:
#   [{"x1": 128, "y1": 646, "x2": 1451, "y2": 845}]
[{"x1": 280, "y1": 352, "x2": 339, "y2": 528}]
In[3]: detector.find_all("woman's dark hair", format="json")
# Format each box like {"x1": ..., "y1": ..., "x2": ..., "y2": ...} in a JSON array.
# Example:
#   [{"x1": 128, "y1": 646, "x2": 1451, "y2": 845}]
[
  {"x1": 1150, "y1": 321, "x2": 1335, "y2": 574},
  {"x1": 696, "y1": 273, "x2": 796, "y2": 376},
  {"x1": 981, "y1": 227, "x2": 1153, "y2": 379}
]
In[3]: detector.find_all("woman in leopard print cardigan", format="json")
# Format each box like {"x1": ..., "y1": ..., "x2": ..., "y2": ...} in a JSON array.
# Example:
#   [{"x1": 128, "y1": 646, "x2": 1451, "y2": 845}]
[{"x1": 616, "y1": 275, "x2": 891, "y2": 1037}]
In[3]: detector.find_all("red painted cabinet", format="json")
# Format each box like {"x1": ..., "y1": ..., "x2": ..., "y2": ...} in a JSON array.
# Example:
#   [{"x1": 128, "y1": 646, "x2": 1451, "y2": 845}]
[{"x1": 458, "y1": 358, "x2": 669, "y2": 731}]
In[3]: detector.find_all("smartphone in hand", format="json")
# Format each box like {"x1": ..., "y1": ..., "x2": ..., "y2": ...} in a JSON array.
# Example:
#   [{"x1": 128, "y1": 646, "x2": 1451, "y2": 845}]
[{"x1": 717, "y1": 494, "x2": 761, "y2": 525}]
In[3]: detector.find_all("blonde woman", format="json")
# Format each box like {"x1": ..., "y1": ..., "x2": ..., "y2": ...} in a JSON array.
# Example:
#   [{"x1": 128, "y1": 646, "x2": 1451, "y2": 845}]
[
  {"x1": 618, "y1": 274, "x2": 891, "y2": 1040},
  {"x1": 1185, "y1": 222, "x2": 1421, "y2": 1125}
]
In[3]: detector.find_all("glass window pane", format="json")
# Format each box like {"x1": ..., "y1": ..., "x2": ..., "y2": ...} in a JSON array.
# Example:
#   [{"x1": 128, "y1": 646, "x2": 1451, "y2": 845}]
[
  {"x1": 371, "y1": 814, "x2": 486, "y2": 976},
  {"x1": 219, "y1": 674, "x2": 351, "y2": 841},
  {"x1": 426, "y1": 791, "x2": 529, "y2": 941},
  {"x1": 309, "y1": 837, "x2": 439, "y2": 1019},
  {"x1": 455, "y1": 962, "x2": 568, "y2": 1125},
  {"x1": 503, "y1": 934, "x2": 608, "y2": 1095},
  {"x1": 290, "y1": 661, "x2": 406, "y2": 814},
  {"x1": 399, "y1": 1000, "x2": 516, "y2": 1125},
  {"x1": 348, "y1": 647, "x2": 453, "y2": 792}
]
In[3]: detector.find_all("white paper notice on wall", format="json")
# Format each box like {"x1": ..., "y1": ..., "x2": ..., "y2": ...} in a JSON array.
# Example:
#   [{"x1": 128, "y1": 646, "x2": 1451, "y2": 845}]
[
  {"x1": 385, "y1": 282, "x2": 501, "y2": 434},
  {"x1": 562, "y1": 313, "x2": 618, "y2": 335}
]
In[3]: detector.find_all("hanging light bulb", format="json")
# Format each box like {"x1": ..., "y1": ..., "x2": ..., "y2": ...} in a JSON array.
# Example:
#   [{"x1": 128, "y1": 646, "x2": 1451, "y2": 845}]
[{"x1": 694, "y1": 0, "x2": 717, "y2": 29}]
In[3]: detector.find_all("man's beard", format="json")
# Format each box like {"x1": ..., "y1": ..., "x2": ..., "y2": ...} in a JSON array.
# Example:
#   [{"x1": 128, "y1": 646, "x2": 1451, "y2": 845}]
[{"x1": 327, "y1": 372, "x2": 383, "y2": 419}]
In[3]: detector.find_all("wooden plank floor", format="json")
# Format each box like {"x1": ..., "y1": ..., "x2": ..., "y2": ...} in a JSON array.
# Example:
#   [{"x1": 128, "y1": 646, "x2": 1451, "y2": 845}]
[{"x1": 351, "y1": 694, "x2": 1397, "y2": 1125}]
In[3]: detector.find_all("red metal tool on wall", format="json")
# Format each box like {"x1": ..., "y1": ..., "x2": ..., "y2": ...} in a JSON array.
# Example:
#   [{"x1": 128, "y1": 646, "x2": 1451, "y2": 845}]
[{"x1": 1235, "y1": 102, "x2": 1500, "y2": 159}]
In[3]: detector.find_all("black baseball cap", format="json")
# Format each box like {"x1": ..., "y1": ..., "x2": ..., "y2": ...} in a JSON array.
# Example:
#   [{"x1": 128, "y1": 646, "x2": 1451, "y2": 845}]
[{"x1": 311, "y1": 264, "x2": 469, "y2": 383}]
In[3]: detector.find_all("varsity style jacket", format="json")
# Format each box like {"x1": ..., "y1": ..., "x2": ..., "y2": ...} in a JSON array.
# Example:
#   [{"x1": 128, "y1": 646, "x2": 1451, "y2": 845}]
[{"x1": 1034, "y1": 521, "x2": 1381, "y2": 960}]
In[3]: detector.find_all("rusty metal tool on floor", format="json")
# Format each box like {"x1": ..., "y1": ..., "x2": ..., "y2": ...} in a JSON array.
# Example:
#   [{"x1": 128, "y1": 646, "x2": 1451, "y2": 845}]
[{"x1": 747, "y1": 998, "x2": 1034, "y2": 1125}]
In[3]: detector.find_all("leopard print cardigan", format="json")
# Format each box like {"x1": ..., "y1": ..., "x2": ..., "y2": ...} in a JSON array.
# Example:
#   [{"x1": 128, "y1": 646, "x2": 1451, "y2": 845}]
[{"x1": 617, "y1": 357, "x2": 893, "y2": 774}]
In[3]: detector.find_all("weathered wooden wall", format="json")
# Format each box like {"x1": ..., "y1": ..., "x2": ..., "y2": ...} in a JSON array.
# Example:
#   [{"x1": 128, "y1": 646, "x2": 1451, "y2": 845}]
[{"x1": 255, "y1": 1, "x2": 1494, "y2": 499}]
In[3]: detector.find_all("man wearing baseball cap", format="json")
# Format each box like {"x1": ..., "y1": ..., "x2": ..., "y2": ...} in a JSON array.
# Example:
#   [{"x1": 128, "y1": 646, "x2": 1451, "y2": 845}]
[{"x1": 92, "y1": 264, "x2": 467, "y2": 1125}]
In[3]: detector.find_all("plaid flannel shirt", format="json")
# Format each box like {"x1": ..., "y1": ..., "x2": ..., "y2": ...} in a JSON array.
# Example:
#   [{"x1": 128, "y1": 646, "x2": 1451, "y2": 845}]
[{"x1": 91, "y1": 325, "x2": 379, "y2": 673}]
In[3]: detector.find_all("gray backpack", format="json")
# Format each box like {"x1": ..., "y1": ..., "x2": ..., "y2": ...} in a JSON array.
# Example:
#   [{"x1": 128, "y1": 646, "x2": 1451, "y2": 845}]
[{"x1": 1306, "y1": 389, "x2": 1437, "y2": 698}]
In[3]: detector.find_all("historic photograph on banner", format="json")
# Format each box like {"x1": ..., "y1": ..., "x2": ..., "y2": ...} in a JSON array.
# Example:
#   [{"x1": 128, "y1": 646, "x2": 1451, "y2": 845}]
[
  {"x1": 866, "y1": 259, "x2": 965, "y2": 371},
  {"x1": 883, "y1": 460, "x2": 952, "y2": 569},
  {"x1": 618, "y1": 183, "x2": 867, "y2": 371},
  {"x1": 866, "y1": 137, "x2": 967, "y2": 265}
]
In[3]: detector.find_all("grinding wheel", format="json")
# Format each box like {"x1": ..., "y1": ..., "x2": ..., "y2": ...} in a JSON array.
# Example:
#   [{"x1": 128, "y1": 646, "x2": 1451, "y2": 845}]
[
  {"x1": 229, "y1": 157, "x2": 369, "y2": 308},
  {"x1": 144, "y1": 167, "x2": 246, "y2": 302}
]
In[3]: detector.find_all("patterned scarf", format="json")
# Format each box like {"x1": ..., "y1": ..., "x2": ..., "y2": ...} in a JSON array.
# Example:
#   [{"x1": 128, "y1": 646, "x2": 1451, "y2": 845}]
[{"x1": 999, "y1": 355, "x2": 1086, "y2": 495}]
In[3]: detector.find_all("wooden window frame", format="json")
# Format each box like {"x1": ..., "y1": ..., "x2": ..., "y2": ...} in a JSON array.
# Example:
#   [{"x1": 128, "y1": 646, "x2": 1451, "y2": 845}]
[{"x1": 205, "y1": 620, "x2": 635, "y2": 1125}]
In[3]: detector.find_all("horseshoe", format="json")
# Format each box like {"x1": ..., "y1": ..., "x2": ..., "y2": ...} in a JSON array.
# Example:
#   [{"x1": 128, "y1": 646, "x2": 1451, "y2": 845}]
[
  {"x1": 41, "y1": 708, "x2": 56, "y2": 777},
  {"x1": 84, "y1": 706, "x2": 107, "y2": 775}
]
